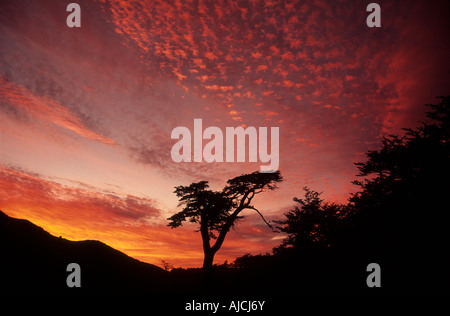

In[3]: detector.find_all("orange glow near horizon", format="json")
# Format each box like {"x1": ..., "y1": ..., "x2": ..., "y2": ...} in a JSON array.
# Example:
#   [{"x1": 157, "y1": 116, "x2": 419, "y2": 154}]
[{"x1": 0, "y1": 166, "x2": 281, "y2": 268}]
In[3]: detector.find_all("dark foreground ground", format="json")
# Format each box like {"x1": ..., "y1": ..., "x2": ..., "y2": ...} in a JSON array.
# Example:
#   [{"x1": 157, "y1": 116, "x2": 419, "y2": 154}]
[{"x1": 1, "y1": 210, "x2": 447, "y2": 299}]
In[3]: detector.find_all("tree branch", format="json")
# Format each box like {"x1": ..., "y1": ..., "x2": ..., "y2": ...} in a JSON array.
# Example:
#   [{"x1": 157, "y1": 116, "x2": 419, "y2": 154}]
[
  {"x1": 211, "y1": 206, "x2": 243, "y2": 253},
  {"x1": 238, "y1": 191, "x2": 250, "y2": 208},
  {"x1": 246, "y1": 191, "x2": 255, "y2": 205},
  {"x1": 245, "y1": 206, "x2": 274, "y2": 231}
]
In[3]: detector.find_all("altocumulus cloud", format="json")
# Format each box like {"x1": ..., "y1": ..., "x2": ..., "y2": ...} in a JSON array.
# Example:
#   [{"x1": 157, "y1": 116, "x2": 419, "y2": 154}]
[{"x1": 0, "y1": 166, "x2": 161, "y2": 224}]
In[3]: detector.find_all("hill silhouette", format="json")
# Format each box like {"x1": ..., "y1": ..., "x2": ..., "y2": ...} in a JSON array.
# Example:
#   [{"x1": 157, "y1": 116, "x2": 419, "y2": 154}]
[
  {"x1": 0, "y1": 210, "x2": 169, "y2": 295},
  {"x1": 0, "y1": 209, "x2": 365, "y2": 296}
]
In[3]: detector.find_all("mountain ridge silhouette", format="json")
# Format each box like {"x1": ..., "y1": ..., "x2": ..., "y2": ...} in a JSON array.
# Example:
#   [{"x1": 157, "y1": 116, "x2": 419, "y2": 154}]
[{"x1": 0, "y1": 210, "x2": 170, "y2": 294}]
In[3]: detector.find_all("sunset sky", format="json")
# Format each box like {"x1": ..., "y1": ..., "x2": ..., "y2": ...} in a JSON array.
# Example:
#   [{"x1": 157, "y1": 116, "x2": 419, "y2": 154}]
[{"x1": 1, "y1": 0, "x2": 449, "y2": 268}]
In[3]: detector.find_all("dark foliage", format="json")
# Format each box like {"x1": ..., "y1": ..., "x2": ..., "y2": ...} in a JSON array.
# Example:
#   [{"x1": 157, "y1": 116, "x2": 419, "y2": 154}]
[
  {"x1": 274, "y1": 187, "x2": 352, "y2": 251},
  {"x1": 346, "y1": 96, "x2": 450, "y2": 293},
  {"x1": 231, "y1": 96, "x2": 450, "y2": 295}
]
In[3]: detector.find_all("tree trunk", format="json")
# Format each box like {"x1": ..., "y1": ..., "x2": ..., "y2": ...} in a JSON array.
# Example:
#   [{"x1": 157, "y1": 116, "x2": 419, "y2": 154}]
[
  {"x1": 200, "y1": 210, "x2": 215, "y2": 276},
  {"x1": 202, "y1": 248, "x2": 215, "y2": 272},
  {"x1": 202, "y1": 248, "x2": 215, "y2": 290}
]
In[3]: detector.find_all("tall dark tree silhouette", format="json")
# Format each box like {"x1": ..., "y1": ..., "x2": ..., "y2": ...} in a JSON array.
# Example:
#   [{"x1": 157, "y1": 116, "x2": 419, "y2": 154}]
[
  {"x1": 348, "y1": 96, "x2": 450, "y2": 292},
  {"x1": 167, "y1": 170, "x2": 282, "y2": 273},
  {"x1": 350, "y1": 97, "x2": 450, "y2": 241},
  {"x1": 228, "y1": 97, "x2": 450, "y2": 294}
]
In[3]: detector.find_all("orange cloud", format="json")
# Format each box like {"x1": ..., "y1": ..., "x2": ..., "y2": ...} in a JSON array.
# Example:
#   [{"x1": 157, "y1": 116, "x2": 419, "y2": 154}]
[
  {"x1": 204, "y1": 85, "x2": 234, "y2": 92},
  {"x1": 257, "y1": 110, "x2": 279, "y2": 121},
  {"x1": 251, "y1": 51, "x2": 263, "y2": 59},
  {"x1": 0, "y1": 166, "x2": 198, "y2": 267},
  {"x1": 0, "y1": 77, "x2": 114, "y2": 145},
  {"x1": 256, "y1": 64, "x2": 269, "y2": 72},
  {"x1": 282, "y1": 80, "x2": 295, "y2": 88}
]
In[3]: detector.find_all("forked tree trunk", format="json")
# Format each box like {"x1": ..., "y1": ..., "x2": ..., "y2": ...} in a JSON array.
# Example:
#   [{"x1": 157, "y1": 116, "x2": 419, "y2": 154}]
[{"x1": 201, "y1": 207, "x2": 243, "y2": 273}]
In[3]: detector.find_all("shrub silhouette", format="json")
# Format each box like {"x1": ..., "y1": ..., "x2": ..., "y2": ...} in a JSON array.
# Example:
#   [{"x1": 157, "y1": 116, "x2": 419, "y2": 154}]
[{"x1": 274, "y1": 187, "x2": 351, "y2": 251}]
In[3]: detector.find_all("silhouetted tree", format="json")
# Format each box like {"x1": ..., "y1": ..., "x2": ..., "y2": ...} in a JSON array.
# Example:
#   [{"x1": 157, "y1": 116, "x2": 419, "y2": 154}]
[
  {"x1": 350, "y1": 97, "x2": 449, "y2": 237},
  {"x1": 348, "y1": 96, "x2": 450, "y2": 292},
  {"x1": 274, "y1": 187, "x2": 350, "y2": 252},
  {"x1": 229, "y1": 97, "x2": 450, "y2": 294},
  {"x1": 160, "y1": 259, "x2": 174, "y2": 272},
  {"x1": 167, "y1": 170, "x2": 282, "y2": 273}
]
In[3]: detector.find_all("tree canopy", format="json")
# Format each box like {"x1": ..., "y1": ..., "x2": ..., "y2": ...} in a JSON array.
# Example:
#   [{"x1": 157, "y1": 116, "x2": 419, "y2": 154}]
[{"x1": 274, "y1": 187, "x2": 350, "y2": 251}]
